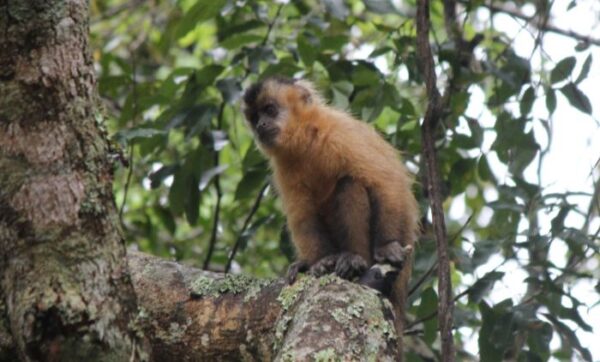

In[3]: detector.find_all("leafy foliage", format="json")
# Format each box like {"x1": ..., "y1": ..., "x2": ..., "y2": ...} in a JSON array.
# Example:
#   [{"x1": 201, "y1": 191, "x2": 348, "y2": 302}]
[{"x1": 91, "y1": 0, "x2": 599, "y2": 359}]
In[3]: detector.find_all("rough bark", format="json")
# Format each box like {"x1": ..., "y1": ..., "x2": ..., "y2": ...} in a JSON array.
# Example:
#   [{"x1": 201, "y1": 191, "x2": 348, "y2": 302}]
[
  {"x1": 129, "y1": 252, "x2": 401, "y2": 361},
  {"x1": 0, "y1": 1, "x2": 149, "y2": 360}
]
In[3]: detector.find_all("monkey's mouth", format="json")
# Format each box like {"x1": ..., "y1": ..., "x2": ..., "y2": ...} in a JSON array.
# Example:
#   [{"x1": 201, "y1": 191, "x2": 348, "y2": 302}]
[{"x1": 256, "y1": 127, "x2": 279, "y2": 146}]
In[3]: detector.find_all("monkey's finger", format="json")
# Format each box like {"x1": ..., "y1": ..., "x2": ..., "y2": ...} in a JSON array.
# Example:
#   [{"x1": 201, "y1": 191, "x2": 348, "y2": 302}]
[{"x1": 286, "y1": 260, "x2": 309, "y2": 284}]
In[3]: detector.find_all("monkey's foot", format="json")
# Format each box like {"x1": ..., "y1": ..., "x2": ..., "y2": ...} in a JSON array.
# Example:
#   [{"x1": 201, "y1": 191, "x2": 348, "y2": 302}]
[
  {"x1": 334, "y1": 252, "x2": 368, "y2": 280},
  {"x1": 374, "y1": 242, "x2": 413, "y2": 269},
  {"x1": 286, "y1": 260, "x2": 310, "y2": 284},
  {"x1": 309, "y1": 255, "x2": 338, "y2": 277},
  {"x1": 309, "y1": 253, "x2": 368, "y2": 280}
]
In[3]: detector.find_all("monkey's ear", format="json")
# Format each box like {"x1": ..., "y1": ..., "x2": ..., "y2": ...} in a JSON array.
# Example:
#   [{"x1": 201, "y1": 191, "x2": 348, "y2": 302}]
[
  {"x1": 294, "y1": 79, "x2": 320, "y2": 105},
  {"x1": 295, "y1": 85, "x2": 312, "y2": 104}
]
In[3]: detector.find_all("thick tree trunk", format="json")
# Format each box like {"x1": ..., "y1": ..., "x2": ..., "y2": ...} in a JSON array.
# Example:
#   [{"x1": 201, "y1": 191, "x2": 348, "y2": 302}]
[{"x1": 0, "y1": 1, "x2": 148, "y2": 360}]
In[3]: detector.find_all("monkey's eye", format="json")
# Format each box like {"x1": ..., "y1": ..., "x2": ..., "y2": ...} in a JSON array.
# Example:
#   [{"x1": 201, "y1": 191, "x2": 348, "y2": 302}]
[{"x1": 262, "y1": 104, "x2": 278, "y2": 118}]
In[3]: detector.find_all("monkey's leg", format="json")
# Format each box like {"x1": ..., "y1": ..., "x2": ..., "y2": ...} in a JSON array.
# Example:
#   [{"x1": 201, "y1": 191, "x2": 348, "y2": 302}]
[
  {"x1": 311, "y1": 176, "x2": 371, "y2": 280},
  {"x1": 367, "y1": 188, "x2": 415, "y2": 361},
  {"x1": 367, "y1": 188, "x2": 417, "y2": 266},
  {"x1": 286, "y1": 197, "x2": 336, "y2": 283}
]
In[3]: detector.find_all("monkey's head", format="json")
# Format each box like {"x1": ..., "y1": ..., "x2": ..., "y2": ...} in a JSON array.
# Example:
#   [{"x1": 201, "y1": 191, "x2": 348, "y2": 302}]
[{"x1": 242, "y1": 76, "x2": 320, "y2": 151}]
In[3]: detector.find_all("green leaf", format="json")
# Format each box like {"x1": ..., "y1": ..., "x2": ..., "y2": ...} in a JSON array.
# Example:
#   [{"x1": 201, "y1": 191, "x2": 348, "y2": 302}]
[
  {"x1": 519, "y1": 86, "x2": 535, "y2": 116},
  {"x1": 416, "y1": 288, "x2": 438, "y2": 344},
  {"x1": 468, "y1": 271, "x2": 505, "y2": 304},
  {"x1": 216, "y1": 78, "x2": 242, "y2": 103},
  {"x1": 297, "y1": 34, "x2": 317, "y2": 67},
  {"x1": 557, "y1": 305, "x2": 593, "y2": 332},
  {"x1": 544, "y1": 313, "x2": 592, "y2": 362},
  {"x1": 235, "y1": 170, "x2": 268, "y2": 200},
  {"x1": 550, "y1": 206, "x2": 570, "y2": 235},
  {"x1": 575, "y1": 54, "x2": 592, "y2": 84},
  {"x1": 239, "y1": 215, "x2": 272, "y2": 251},
  {"x1": 323, "y1": 0, "x2": 349, "y2": 20},
  {"x1": 149, "y1": 165, "x2": 177, "y2": 189},
  {"x1": 479, "y1": 300, "x2": 516, "y2": 362},
  {"x1": 550, "y1": 56, "x2": 576, "y2": 84},
  {"x1": 217, "y1": 19, "x2": 263, "y2": 41},
  {"x1": 545, "y1": 87, "x2": 557, "y2": 115},
  {"x1": 477, "y1": 156, "x2": 494, "y2": 182},
  {"x1": 527, "y1": 321, "x2": 553, "y2": 361},
  {"x1": 176, "y1": 0, "x2": 227, "y2": 38},
  {"x1": 169, "y1": 169, "x2": 189, "y2": 215},
  {"x1": 369, "y1": 46, "x2": 394, "y2": 57},
  {"x1": 154, "y1": 206, "x2": 176, "y2": 235},
  {"x1": 115, "y1": 128, "x2": 166, "y2": 143},
  {"x1": 363, "y1": 0, "x2": 397, "y2": 14},
  {"x1": 185, "y1": 174, "x2": 201, "y2": 225},
  {"x1": 479, "y1": 301, "x2": 502, "y2": 362},
  {"x1": 261, "y1": 60, "x2": 302, "y2": 78},
  {"x1": 331, "y1": 81, "x2": 354, "y2": 110},
  {"x1": 242, "y1": 146, "x2": 267, "y2": 170},
  {"x1": 199, "y1": 165, "x2": 228, "y2": 191},
  {"x1": 560, "y1": 82, "x2": 592, "y2": 114},
  {"x1": 352, "y1": 63, "x2": 381, "y2": 86},
  {"x1": 220, "y1": 33, "x2": 263, "y2": 49},
  {"x1": 321, "y1": 35, "x2": 348, "y2": 51}
]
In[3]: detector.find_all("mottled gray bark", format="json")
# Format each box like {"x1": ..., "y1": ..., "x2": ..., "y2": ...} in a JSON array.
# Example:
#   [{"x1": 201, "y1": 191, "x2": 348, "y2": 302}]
[
  {"x1": 0, "y1": 1, "x2": 148, "y2": 361},
  {"x1": 129, "y1": 252, "x2": 400, "y2": 361}
]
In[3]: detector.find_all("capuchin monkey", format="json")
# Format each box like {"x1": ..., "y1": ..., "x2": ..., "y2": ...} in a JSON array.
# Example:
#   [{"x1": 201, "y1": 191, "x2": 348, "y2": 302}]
[{"x1": 242, "y1": 76, "x2": 419, "y2": 359}]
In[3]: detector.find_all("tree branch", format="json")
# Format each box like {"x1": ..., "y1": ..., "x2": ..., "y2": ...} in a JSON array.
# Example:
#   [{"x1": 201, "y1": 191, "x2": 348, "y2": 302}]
[
  {"x1": 126, "y1": 252, "x2": 400, "y2": 360},
  {"x1": 416, "y1": 0, "x2": 455, "y2": 360}
]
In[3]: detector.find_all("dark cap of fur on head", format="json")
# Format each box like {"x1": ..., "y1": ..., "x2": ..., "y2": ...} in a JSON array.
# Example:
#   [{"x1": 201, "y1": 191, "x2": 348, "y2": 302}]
[{"x1": 243, "y1": 76, "x2": 296, "y2": 107}]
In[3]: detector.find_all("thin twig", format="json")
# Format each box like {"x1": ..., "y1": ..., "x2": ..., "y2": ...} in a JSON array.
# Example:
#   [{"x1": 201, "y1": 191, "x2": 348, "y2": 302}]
[
  {"x1": 408, "y1": 215, "x2": 473, "y2": 297},
  {"x1": 475, "y1": 1, "x2": 600, "y2": 46},
  {"x1": 119, "y1": 143, "x2": 134, "y2": 223},
  {"x1": 225, "y1": 182, "x2": 269, "y2": 273},
  {"x1": 119, "y1": 47, "x2": 139, "y2": 225},
  {"x1": 416, "y1": 0, "x2": 456, "y2": 360},
  {"x1": 203, "y1": 102, "x2": 226, "y2": 270},
  {"x1": 406, "y1": 256, "x2": 509, "y2": 329},
  {"x1": 262, "y1": 4, "x2": 284, "y2": 46}
]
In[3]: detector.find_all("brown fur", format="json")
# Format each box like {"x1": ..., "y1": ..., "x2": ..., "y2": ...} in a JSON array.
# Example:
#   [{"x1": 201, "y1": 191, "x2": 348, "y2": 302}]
[{"x1": 243, "y1": 77, "x2": 419, "y2": 358}]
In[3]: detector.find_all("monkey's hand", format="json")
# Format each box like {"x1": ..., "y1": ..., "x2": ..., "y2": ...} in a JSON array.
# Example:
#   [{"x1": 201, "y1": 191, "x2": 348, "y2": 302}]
[
  {"x1": 310, "y1": 252, "x2": 368, "y2": 280},
  {"x1": 286, "y1": 260, "x2": 310, "y2": 284},
  {"x1": 374, "y1": 242, "x2": 413, "y2": 269}
]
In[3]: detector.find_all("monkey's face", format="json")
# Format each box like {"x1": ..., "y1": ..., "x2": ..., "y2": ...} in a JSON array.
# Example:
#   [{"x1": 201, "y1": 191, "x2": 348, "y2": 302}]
[{"x1": 242, "y1": 77, "x2": 299, "y2": 148}]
